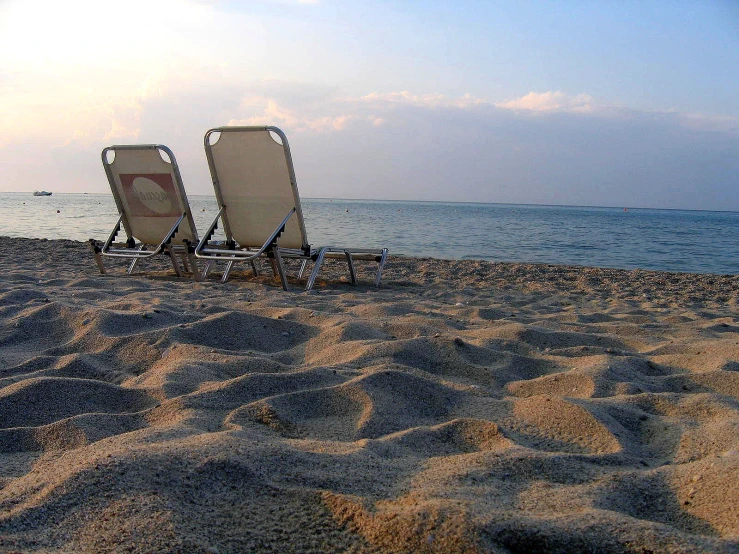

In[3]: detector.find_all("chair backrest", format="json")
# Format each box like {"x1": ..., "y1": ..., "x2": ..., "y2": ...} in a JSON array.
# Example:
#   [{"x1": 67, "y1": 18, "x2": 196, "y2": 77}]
[
  {"x1": 204, "y1": 127, "x2": 309, "y2": 251},
  {"x1": 102, "y1": 145, "x2": 198, "y2": 246}
]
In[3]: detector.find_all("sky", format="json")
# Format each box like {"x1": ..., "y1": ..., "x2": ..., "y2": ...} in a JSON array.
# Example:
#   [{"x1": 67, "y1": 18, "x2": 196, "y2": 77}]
[{"x1": 1, "y1": 0, "x2": 738, "y2": 210}]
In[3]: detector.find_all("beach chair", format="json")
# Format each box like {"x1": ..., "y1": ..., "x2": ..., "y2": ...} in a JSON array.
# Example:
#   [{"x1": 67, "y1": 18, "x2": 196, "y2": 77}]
[
  {"x1": 195, "y1": 126, "x2": 388, "y2": 291},
  {"x1": 89, "y1": 144, "x2": 201, "y2": 280}
]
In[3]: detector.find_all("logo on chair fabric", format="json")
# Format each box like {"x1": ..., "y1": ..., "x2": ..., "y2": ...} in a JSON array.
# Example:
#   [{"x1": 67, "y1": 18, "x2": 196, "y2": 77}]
[{"x1": 120, "y1": 174, "x2": 180, "y2": 217}]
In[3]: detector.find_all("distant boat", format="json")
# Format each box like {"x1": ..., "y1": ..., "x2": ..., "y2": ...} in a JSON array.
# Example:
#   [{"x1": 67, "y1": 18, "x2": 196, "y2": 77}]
[{"x1": 33, "y1": 190, "x2": 52, "y2": 196}]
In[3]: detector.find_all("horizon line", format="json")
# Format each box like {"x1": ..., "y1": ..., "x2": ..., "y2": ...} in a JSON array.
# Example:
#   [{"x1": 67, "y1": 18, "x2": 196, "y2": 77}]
[{"x1": 3, "y1": 190, "x2": 739, "y2": 215}]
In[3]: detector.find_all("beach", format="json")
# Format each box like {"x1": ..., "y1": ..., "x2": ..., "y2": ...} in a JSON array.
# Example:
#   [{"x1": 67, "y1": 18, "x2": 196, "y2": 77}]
[{"x1": 1, "y1": 237, "x2": 738, "y2": 553}]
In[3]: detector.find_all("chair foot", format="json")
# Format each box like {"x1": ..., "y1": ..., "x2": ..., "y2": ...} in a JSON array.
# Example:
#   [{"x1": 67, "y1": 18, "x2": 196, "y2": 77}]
[
  {"x1": 88, "y1": 239, "x2": 106, "y2": 274},
  {"x1": 167, "y1": 246, "x2": 183, "y2": 277},
  {"x1": 305, "y1": 248, "x2": 327, "y2": 291},
  {"x1": 220, "y1": 260, "x2": 235, "y2": 283},
  {"x1": 202, "y1": 260, "x2": 214, "y2": 280},
  {"x1": 375, "y1": 248, "x2": 389, "y2": 286},
  {"x1": 344, "y1": 252, "x2": 357, "y2": 284},
  {"x1": 272, "y1": 248, "x2": 289, "y2": 291},
  {"x1": 298, "y1": 259, "x2": 309, "y2": 280}
]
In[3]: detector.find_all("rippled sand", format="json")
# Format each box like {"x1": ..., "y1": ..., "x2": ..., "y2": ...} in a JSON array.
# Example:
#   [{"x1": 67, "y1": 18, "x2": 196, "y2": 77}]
[{"x1": 1, "y1": 238, "x2": 738, "y2": 553}]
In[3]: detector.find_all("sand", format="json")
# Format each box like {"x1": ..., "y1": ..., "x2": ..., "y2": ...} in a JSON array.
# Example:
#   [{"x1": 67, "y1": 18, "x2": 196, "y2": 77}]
[{"x1": 0, "y1": 237, "x2": 738, "y2": 553}]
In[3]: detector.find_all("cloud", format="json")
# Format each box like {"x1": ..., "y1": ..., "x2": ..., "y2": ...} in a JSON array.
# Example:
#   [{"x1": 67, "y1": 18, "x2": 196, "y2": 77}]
[
  {"x1": 261, "y1": 0, "x2": 320, "y2": 4},
  {"x1": 678, "y1": 112, "x2": 739, "y2": 134},
  {"x1": 103, "y1": 102, "x2": 144, "y2": 142},
  {"x1": 495, "y1": 91, "x2": 596, "y2": 113},
  {"x1": 353, "y1": 90, "x2": 596, "y2": 113},
  {"x1": 359, "y1": 91, "x2": 450, "y2": 108},
  {"x1": 224, "y1": 88, "x2": 737, "y2": 144},
  {"x1": 229, "y1": 97, "x2": 356, "y2": 132},
  {"x1": 1, "y1": 80, "x2": 737, "y2": 211},
  {"x1": 291, "y1": 100, "x2": 739, "y2": 210},
  {"x1": 216, "y1": 89, "x2": 739, "y2": 210},
  {"x1": 356, "y1": 91, "x2": 490, "y2": 110}
]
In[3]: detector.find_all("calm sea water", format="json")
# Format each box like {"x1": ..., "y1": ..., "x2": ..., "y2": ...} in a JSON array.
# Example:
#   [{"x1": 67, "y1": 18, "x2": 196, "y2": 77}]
[{"x1": 1, "y1": 192, "x2": 738, "y2": 275}]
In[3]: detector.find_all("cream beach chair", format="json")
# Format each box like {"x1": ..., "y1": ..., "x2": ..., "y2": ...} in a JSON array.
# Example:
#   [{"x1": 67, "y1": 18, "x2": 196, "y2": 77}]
[
  {"x1": 195, "y1": 126, "x2": 388, "y2": 291},
  {"x1": 89, "y1": 144, "x2": 201, "y2": 280}
]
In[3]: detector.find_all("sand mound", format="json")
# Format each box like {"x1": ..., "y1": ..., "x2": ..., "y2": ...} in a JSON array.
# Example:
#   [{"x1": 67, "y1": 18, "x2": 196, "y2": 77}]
[{"x1": 1, "y1": 238, "x2": 738, "y2": 552}]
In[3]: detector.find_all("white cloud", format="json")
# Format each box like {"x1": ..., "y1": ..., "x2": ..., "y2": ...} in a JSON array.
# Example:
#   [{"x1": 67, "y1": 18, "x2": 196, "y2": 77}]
[
  {"x1": 230, "y1": 97, "x2": 357, "y2": 132},
  {"x1": 495, "y1": 91, "x2": 595, "y2": 113},
  {"x1": 359, "y1": 91, "x2": 449, "y2": 108},
  {"x1": 103, "y1": 102, "x2": 144, "y2": 142},
  {"x1": 357, "y1": 91, "x2": 489, "y2": 110},
  {"x1": 224, "y1": 89, "x2": 602, "y2": 136},
  {"x1": 225, "y1": 88, "x2": 739, "y2": 141}
]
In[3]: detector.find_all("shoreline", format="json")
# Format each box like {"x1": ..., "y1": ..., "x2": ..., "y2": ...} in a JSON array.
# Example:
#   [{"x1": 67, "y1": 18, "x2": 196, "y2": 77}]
[
  {"x1": 1, "y1": 237, "x2": 737, "y2": 552},
  {"x1": 6, "y1": 234, "x2": 739, "y2": 281}
]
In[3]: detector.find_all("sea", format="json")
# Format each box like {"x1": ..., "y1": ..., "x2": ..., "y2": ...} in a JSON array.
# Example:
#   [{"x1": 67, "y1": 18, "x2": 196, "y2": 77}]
[{"x1": 1, "y1": 192, "x2": 738, "y2": 275}]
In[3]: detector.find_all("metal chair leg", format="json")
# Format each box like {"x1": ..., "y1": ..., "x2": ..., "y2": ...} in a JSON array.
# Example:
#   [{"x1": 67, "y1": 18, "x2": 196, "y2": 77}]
[
  {"x1": 298, "y1": 259, "x2": 309, "y2": 280},
  {"x1": 202, "y1": 260, "x2": 214, "y2": 280},
  {"x1": 167, "y1": 245, "x2": 183, "y2": 277},
  {"x1": 127, "y1": 246, "x2": 145, "y2": 274},
  {"x1": 186, "y1": 251, "x2": 201, "y2": 281},
  {"x1": 375, "y1": 248, "x2": 389, "y2": 286},
  {"x1": 272, "y1": 247, "x2": 289, "y2": 291},
  {"x1": 88, "y1": 240, "x2": 106, "y2": 274},
  {"x1": 305, "y1": 248, "x2": 327, "y2": 291},
  {"x1": 344, "y1": 252, "x2": 357, "y2": 284},
  {"x1": 220, "y1": 260, "x2": 234, "y2": 283}
]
